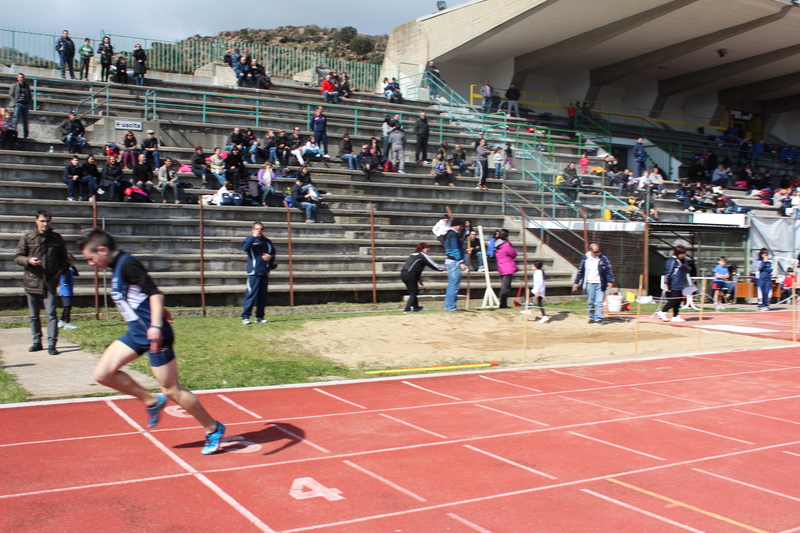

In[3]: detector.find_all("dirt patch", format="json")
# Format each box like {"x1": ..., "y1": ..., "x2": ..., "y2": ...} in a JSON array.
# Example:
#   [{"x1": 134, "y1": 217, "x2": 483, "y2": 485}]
[{"x1": 296, "y1": 311, "x2": 793, "y2": 370}]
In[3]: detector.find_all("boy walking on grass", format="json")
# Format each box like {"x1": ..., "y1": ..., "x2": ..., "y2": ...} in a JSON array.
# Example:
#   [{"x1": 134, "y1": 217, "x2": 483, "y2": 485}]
[{"x1": 76, "y1": 228, "x2": 225, "y2": 454}]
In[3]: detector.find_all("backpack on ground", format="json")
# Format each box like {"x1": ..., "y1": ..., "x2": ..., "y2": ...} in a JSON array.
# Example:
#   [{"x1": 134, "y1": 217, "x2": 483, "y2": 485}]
[{"x1": 383, "y1": 160, "x2": 394, "y2": 173}]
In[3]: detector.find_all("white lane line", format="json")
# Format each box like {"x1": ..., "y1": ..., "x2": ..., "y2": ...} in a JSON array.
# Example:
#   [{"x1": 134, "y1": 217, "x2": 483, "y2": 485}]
[
  {"x1": 557, "y1": 395, "x2": 634, "y2": 415},
  {"x1": 567, "y1": 431, "x2": 666, "y2": 461},
  {"x1": 464, "y1": 445, "x2": 557, "y2": 479},
  {"x1": 690, "y1": 355, "x2": 794, "y2": 368},
  {"x1": 654, "y1": 419, "x2": 754, "y2": 445},
  {"x1": 479, "y1": 375, "x2": 541, "y2": 392},
  {"x1": 105, "y1": 399, "x2": 277, "y2": 533},
  {"x1": 402, "y1": 380, "x2": 462, "y2": 400},
  {"x1": 447, "y1": 513, "x2": 495, "y2": 533},
  {"x1": 550, "y1": 369, "x2": 615, "y2": 384},
  {"x1": 343, "y1": 460, "x2": 427, "y2": 502},
  {"x1": 474, "y1": 404, "x2": 549, "y2": 426},
  {"x1": 631, "y1": 388, "x2": 712, "y2": 405},
  {"x1": 271, "y1": 423, "x2": 330, "y2": 453},
  {"x1": 379, "y1": 413, "x2": 448, "y2": 439},
  {"x1": 218, "y1": 394, "x2": 262, "y2": 418},
  {"x1": 0, "y1": 472, "x2": 193, "y2": 500},
  {"x1": 783, "y1": 451, "x2": 800, "y2": 458},
  {"x1": 0, "y1": 431, "x2": 140, "y2": 448},
  {"x1": 778, "y1": 526, "x2": 800, "y2": 533},
  {"x1": 581, "y1": 489, "x2": 705, "y2": 533},
  {"x1": 313, "y1": 388, "x2": 367, "y2": 409},
  {"x1": 693, "y1": 468, "x2": 800, "y2": 502},
  {"x1": 732, "y1": 409, "x2": 800, "y2": 426}
]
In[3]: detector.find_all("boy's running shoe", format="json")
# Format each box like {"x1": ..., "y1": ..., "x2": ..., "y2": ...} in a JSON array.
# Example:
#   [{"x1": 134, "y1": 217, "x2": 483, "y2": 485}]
[
  {"x1": 201, "y1": 422, "x2": 226, "y2": 455},
  {"x1": 146, "y1": 393, "x2": 168, "y2": 428}
]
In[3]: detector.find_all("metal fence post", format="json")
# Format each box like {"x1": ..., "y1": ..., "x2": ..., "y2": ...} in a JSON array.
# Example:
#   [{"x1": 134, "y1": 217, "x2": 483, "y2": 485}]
[
  {"x1": 199, "y1": 200, "x2": 207, "y2": 316},
  {"x1": 283, "y1": 200, "x2": 295, "y2": 307},
  {"x1": 369, "y1": 202, "x2": 377, "y2": 305}
]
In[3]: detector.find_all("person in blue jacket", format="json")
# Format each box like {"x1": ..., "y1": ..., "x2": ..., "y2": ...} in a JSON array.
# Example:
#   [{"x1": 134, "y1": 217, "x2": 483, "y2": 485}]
[
  {"x1": 241, "y1": 222, "x2": 275, "y2": 324},
  {"x1": 58, "y1": 254, "x2": 79, "y2": 330},
  {"x1": 754, "y1": 248, "x2": 774, "y2": 311},
  {"x1": 309, "y1": 106, "x2": 331, "y2": 157},
  {"x1": 443, "y1": 218, "x2": 468, "y2": 311},
  {"x1": 657, "y1": 245, "x2": 690, "y2": 322}
]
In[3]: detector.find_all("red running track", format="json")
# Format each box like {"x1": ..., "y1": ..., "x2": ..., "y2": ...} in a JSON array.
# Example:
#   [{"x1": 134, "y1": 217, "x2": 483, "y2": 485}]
[
  {"x1": 3, "y1": 345, "x2": 800, "y2": 532},
  {"x1": 647, "y1": 309, "x2": 800, "y2": 342}
]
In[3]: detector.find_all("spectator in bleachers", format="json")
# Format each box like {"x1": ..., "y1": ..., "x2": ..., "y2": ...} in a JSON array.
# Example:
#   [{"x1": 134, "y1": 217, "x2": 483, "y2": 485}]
[
  {"x1": 263, "y1": 131, "x2": 278, "y2": 164},
  {"x1": 102, "y1": 155, "x2": 126, "y2": 201},
  {"x1": 132, "y1": 153, "x2": 154, "y2": 195},
  {"x1": 209, "y1": 148, "x2": 226, "y2": 186},
  {"x1": 737, "y1": 138, "x2": 753, "y2": 167},
  {"x1": 633, "y1": 138, "x2": 647, "y2": 178},
  {"x1": 233, "y1": 57, "x2": 252, "y2": 88},
  {"x1": 382, "y1": 78, "x2": 397, "y2": 100},
  {"x1": 475, "y1": 138, "x2": 490, "y2": 189},
  {"x1": 339, "y1": 73, "x2": 352, "y2": 98},
  {"x1": 650, "y1": 166, "x2": 665, "y2": 198},
  {"x1": 299, "y1": 135, "x2": 324, "y2": 163},
  {"x1": 711, "y1": 164, "x2": 732, "y2": 188},
  {"x1": 223, "y1": 49, "x2": 233, "y2": 66},
  {"x1": 190, "y1": 146, "x2": 209, "y2": 186},
  {"x1": 309, "y1": 106, "x2": 330, "y2": 156},
  {"x1": 687, "y1": 156, "x2": 707, "y2": 183},
  {"x1": 225, "y1": 147, "x2": 247, "y2": 188},
  {"x1": 1, "y1": 107, "x2": 18, "y2": 150},
  {"x1": 505, "y1": 83, "x2": 521, "y2": 118},
  {"x1": 636, "y1": 169, "x2": 652, "y2": 192},
  {"x1": 752, "y1": 140, "x2": 766, "y2": 162},
  {"x1": 782, "y1": 268, "x2": 798, "y2": 300},
  {"x1": 291, "y1": 177, "x2": 318, "y2": 223},
  {"x1": 479, "y1": 80, "x2": 493, "y2": 114},
  {"x1": 62, "y1": 155, "x2": 84, "y2": 201},
  {"x1": 357, "y1": 143, "x2": 377, "y2": 182},
  {"x1": 451, "y1": 144, "x2": 468, "y2": 173},
  {"x1": 230, "y1": 48, "x2": 241, "y2": 66},
  {"x1": 226, "y1": 127, "x2": 246, "y2": 152},
  {"x1": 81, "y1": 155, "x2": 103, "y2": 201},
  {"x1": 432, "y1": 153, "x2": 455, "y2": 186},
  {"x1": 9, "y1": 73, "x2": 32, "y2": 139},
  {"x1": 55, "y1": 30, "x2": 76, "y2": 80},
  {"x1": 780, "y1": 145, "x2": 798, "y2": 165},
  {"x1": 675, "y1": 180, "x2": 695, "y2": 212},
  {"x1": 414, "y1": 112, "x2": 430, "y2": 163},
  {"x1": 288, "y1": 126, "x2": 304, "y2": 165},
  {"x1": 504, "y1": 142, "x2": 515, "y2": 170},
  {"x1": 244, "y1": 129, "x2": 259, "y2": 164},
  {"x1": 78, "y1": 38, "x2": 93, "y2": 81},
  {"x1": 705, "y1": 150, "x2": 718, "y2": 175},
  {"x1": 132, "y1": 44, "x2": 147, "y2": 86},
  {"x1": 579, "y1": 152, "x2": 591, "y2": 175},
  {"x1": 567, "y1": 102, "x2": 576, "y2": 130},
  {"x1": 381, "y1": 116, "x2": 392, "y2": 155},
  {"x1": 58, "y1": 112, "x2": 86, "y2": 154},
  {"x1": 466, "y1": 230, "x2": 483, "y2": 271},
  {"x1": 257, "y1": 162, "x2": 278, "y2": 207},
  {"x1": 251, "y1": 61, "x2": 270, "y2": 89},
  {"x1": 493, "y1": 147, "x2": 504, "y2": 179},
  {"x1": 121, "y1": 131, "x2": 137, "y2": 170},
  {"x1": 98, "y1": 37, "x2": 114, "y2": 82},
  {"x1": 142, "y1": 130, "x2": 161, "y2": 169},
  {"x1": 388, "y1": 125, "x2": 407, "y2": 174},
  {"x1": 158, "y1": 158, "x2": 180, "y2": 204},
  {"x1": 424, "y1": 61, "x2": 441, "y2": 100},
  {"x1": 320, "y1": 74, "x2": 339, "y2": 103},
  {"x1": 114, "y1": 56, "x2": 128, "y2": 84},
  {"x1": 338, "y1": 133, "x2": 358, "y2": 170},
  {"x1": 274, "y1": 129, "x2": 290, "y2": 166},
  {"x1": 474, "y1": 132, "x2": 486, "y2": 150},
  {"x1": 561, "y1": 162, "x2": 580, "y2": 201},
  {"x1": 368, "y1": 137, "x2": 384, "y2": 166}
]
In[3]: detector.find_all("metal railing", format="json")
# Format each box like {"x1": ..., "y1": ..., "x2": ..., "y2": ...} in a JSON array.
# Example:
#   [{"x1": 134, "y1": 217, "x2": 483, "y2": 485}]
[
  {"x1": 0, "y1": 26, "x2": 383, "y2": 92},
  {"x1": 74, "y1": 83, "x2": 113, "y2": 118}
]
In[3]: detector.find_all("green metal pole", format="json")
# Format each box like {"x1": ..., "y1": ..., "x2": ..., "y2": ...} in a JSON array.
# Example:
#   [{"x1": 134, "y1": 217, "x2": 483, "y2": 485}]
[{"x1": 202, "y1": 94, "x2": 207, "y2": 123}]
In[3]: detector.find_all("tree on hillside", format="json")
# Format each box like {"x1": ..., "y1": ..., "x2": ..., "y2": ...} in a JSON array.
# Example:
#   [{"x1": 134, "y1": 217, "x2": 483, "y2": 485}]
[
  {"x1": 349, "y1": 35, "x2": 375, "y2": 56},
  {"x1": 336, "y1": 26, "x2": 358, "y2": 44}
]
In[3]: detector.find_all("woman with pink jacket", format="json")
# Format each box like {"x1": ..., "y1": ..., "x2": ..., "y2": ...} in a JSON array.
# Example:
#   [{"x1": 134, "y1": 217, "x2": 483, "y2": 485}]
[{"x1": 494, "y1": 229, "x2": 518, "y2": 308}]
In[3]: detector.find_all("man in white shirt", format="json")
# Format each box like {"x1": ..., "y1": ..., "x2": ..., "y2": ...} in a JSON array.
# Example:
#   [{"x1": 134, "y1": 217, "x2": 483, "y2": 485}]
[
  {"x1": 432, "y1": 214, "x2": 451, "y2": 247},
  {"x1": 572, "y1": 243, "x2": 615, "y2": 324}
]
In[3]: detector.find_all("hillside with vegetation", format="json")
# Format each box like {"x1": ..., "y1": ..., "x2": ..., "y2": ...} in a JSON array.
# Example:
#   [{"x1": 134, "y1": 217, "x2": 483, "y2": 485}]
[{"x1": 187, "y1": 26, "x2": 387, "y2": 65}]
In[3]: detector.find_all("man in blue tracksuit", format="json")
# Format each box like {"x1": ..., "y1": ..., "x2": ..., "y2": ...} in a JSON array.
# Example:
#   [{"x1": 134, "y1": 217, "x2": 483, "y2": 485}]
[
  {"x1": 572, "y1": 243, "x2": 615, "y2": 323},
  {"x1": 241, "y1": 222, "x2": 275, "y2": 324},
  {"x1": 754, "y1": 248, "x2": 774, "y2": 311},
  {"x1": 633, "y1": 137, "x2": 647, "y2": 178},
  {"x1": 309, "y1": 106, "x2": 330, "y2": 156},
  {"x1": 443, "y1": 218, "x2": 467, "y2": 311}
]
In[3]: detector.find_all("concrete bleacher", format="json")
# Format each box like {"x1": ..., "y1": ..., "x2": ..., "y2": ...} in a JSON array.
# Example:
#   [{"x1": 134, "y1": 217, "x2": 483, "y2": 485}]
[{"x1": 0, "y1": 72, "x2": 588, "y2": 308}]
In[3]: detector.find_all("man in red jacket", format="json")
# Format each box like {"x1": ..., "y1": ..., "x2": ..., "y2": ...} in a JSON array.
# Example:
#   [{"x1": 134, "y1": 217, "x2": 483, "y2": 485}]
[{"x1": 320, "y1": 74, "x2": 339, "y2": 103}]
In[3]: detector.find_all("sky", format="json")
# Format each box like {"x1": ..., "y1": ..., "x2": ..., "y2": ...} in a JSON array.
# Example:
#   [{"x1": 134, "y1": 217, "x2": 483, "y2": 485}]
[{"x1": 4, "y1": 0, "x2": 443, "y2": 41}]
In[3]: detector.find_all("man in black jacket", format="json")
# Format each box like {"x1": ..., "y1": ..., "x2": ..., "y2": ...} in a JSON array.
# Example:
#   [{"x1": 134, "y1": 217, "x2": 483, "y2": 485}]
[
  {"x1": 505, "y1": 83, "x2": 521, "y2": 118},
  {"x1": 55, "y1": 30, "x2": 76, "y2": 79},
  {"x1": 190, "y1": 146, "x2": 209, "y2": 186},
  {"x1": 58, "y1": 112, "x2": 86, "y2": 154},
  {"x1": 291, "y1": 177, "x2": 318, "y2": 222},
  {"x1": 225, "y1": 127, "x2": 246, "y2": 151},
  {"x1": 102, "y1": 155, "x2": 127, "y2": 201},
  {"x1": 9, "y1": 73, "x2": 33, "y2": 138},
  {"x1": 414, "y1": 112, "x2": 430, "y2": 163},
  {"x1": 62, "y1": 155, "x2": 84, "y2": 201},
  {"x1": 14, "y1": 210, "x2": 69, "y2": 354}
]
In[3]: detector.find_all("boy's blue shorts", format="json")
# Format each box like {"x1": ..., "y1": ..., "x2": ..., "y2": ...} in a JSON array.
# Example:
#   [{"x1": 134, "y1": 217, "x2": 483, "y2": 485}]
[{"x1": 118, "y1": 333, "x2": 176, "y2": 367}]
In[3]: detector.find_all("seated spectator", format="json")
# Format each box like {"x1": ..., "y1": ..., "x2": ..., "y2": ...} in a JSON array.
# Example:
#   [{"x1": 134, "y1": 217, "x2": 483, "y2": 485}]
[
  {"x1": 357, "y1": 144, "x2": 378, "y2": 182},
  {"x1": 291, "y1": 177, "x2": 319, "y2": 223},
  {"x1": 251, "y1": 61, "x2": 271, "y2": 89},
  {"x1": 451, "y1": 144, "x2": 468, "y2": 173},
  {"x1": 711, "y1": 164, "x2": 732, "y2": 188},
  {"x1": 578, "y1": 153, "x2": 591, "y2": 175},
  {"x1": 339, "y1": 72, "x2": 352, "y2": 98},
  {"x1": 466, "y1": 230, "x2": 484, "y2": 271},
  {"x1": 190, "y1": 146, "x2": 209, "y2": 186},
  {"x1": 432, "y1": 153, "x2": 455, "y2": 186},
  {"x1": 121, "y1": 130, "x2": 138, "y2": 169},
  {"x1": 675, "y1": 180, "x2": 697, "y2": 212},
  {"x1": 233, "y1": 57, "x2": 252, "y2": 88},
  {"x1": 263, "y1": 130, "x2": 278, "y2": 164},
  {"x1": 225, "y1": 146, "x2": 247, "y2": 188},
  {"x1": 223, "y1": 49, "x2": 233, "y2": 67},
  {"x1": 636, "y1": 170, "x2": 653, "y2": 193},
  {"x1": 102, "y1": 155, "x2": 126, "y2": 201},
  {"x1": 0, "y1": 107, "x2": 18, "y2": 150},
  {"x1": 368, "y1": 136, "x2": 384, "y2": 165},
  {"x1": 62, "y1": 155, "x2": 84, "y2": 201},
  {"x1": 158, "y1": 157, "x2": 180, "y2": 204},
  {"x1": 382, "y1": 77, "x2": 396, "y2": 100},
  {"x1": 300, "y1": 135, "x2": 324, "y2": 161},
  {"x1": 131, "y1": 153, "x2": 154, "y2": 195},
  {"x1": 274, "y1": 129, "x2": 290, "y2": 166},
  {"x1": 245, "y1": 128, "x2": 260, "y2": 164},
  {"x1": 782, "y1": 268, "x2": 798, "y2": 300},
  {"x1": 648, "y1": 167, "x2": 665, "y2": 198},
  {"x1": 287, "y1": 126, "x2": 305, "y2": 165},
  {"x1": 226, "y1": 127, "x2": 246, "y2": 152},
  {"x1": 257, "y1": 161, "x2": 278, "y2": 207},
  {"x1": 114, "y1": 56, "x2": 128, "y2": 83},
  {"x1": 141, "y1": 129, "x2": 160, "y2": 169},
  {"x1": 230, "y1": 48, "x2": 242, "y2": 66},
  {"x1": 80, "y1": 154, "x2": 103, "y2": 201},
  {"x1": 338, "y1": 133, "x2": 358, "y2": 170},
  {"x1": 320, "y1": 74, "x2": 339, "y2": 103},
  {"x1": 209, "y1": 147, "x2": 226, "y2": 186},
  {"x1": 58, "y1": 112, "x2": 86, "y2": 154},
  {"x1": 560, "y1": 162, "x2": 580, "y2": 202}
]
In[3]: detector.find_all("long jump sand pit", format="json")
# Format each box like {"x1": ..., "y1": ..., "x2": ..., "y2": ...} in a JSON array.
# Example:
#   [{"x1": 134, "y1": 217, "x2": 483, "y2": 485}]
[{"x1": 298, "y1": 310, "x2": 793, "y2": 370}]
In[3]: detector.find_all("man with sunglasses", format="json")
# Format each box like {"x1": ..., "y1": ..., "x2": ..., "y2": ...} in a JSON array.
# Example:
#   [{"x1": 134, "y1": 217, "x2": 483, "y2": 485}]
[{"x1": 572, "y1": 243, "x2": 615, "y2": 324}]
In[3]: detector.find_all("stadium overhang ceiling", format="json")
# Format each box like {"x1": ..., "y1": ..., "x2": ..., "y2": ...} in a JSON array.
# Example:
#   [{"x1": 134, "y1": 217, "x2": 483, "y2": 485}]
[{"x1": 422, "y1": 0, "x2": 800, "y2": 103}]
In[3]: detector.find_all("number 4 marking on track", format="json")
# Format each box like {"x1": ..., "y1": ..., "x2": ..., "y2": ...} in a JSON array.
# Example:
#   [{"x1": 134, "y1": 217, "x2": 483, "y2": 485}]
[{"x1": 289, "y1": 478, "x2": 344, "y2": 501}]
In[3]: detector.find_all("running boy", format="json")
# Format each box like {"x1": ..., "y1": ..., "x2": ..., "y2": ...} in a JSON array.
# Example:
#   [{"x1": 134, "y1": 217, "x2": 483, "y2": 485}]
[
  {"x1": 76, "y1": 228, "x2": 225, "y2": 454},
  {"x1": 712, "y1": 256, "x2": 730, "y2": 310}
]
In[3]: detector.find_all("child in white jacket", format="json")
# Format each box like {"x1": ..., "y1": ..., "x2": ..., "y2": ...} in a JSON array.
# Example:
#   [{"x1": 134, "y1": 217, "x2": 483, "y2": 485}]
[{"x1": 531, "y1": 260, "x2": 549, "y2": 323}]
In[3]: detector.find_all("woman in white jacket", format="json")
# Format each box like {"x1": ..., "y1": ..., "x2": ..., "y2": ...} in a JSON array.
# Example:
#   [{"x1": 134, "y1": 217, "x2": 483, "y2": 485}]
[{"x1": 531, "y1": 261, "x2": 549, "y2": 323}]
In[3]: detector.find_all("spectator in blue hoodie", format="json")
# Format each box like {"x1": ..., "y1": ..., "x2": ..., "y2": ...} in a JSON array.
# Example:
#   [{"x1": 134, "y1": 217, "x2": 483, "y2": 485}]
[
  {"x1": 240, "y1": 222, "x2": 275, "y2": 324},
  {"x1": 657, "y1": 245, "x2": 690, "y2": 322},
  {"x1": 309, "y1": 106, "x2": 330, "y2": 157},
  {"x1": 233, "y1": 57, "x2": 252, "y2": 88},
  {"x1": 754, "y1": 248, "x2": 774, "y2": 311}
]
